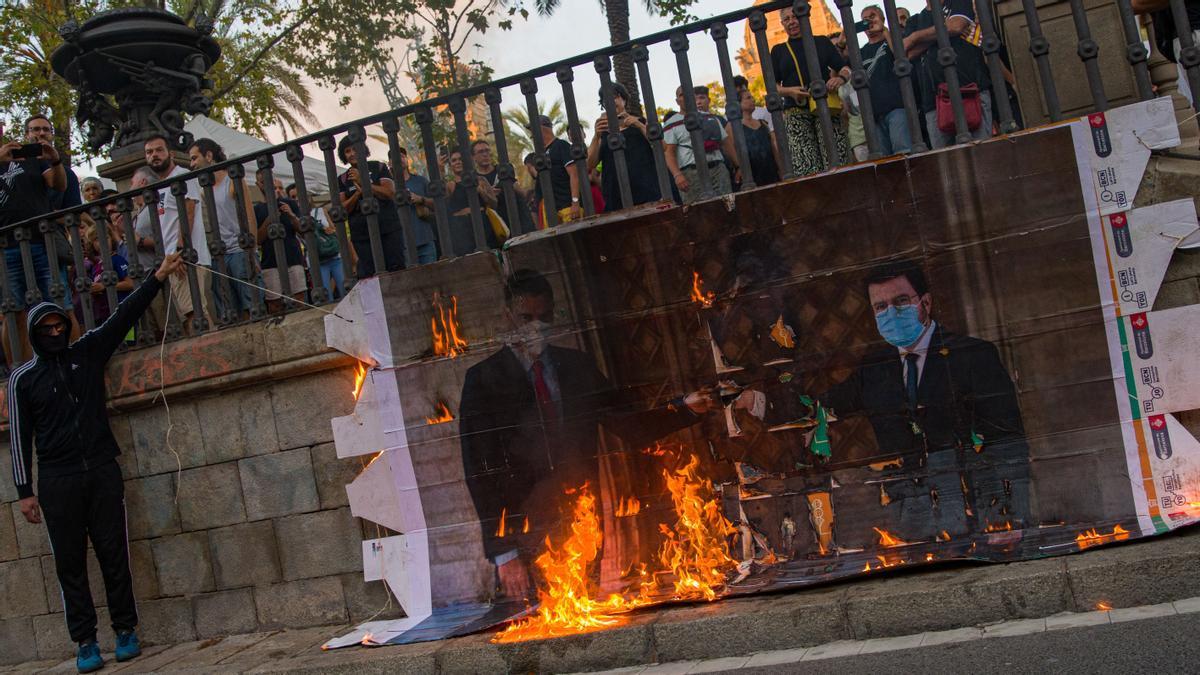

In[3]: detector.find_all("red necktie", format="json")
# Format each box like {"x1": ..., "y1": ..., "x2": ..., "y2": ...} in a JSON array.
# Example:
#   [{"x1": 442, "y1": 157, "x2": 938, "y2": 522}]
[{"x1": 530, "y1": 360, "x2": 558, "y2": 424}]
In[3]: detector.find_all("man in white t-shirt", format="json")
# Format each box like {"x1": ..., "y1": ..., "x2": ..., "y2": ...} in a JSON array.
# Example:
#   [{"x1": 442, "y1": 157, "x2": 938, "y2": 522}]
[
  {"x1": 143, "y1": 135, "x2": 213, "y2": 333},
  {"x1": 661, "y1": 86, "x2": 740, "y2": 204}
]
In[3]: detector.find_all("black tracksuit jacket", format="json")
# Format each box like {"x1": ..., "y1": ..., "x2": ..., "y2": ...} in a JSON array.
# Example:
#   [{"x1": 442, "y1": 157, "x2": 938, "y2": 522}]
[{"x1": 9, "y1": 274, "x2": 163, "y2": 498}]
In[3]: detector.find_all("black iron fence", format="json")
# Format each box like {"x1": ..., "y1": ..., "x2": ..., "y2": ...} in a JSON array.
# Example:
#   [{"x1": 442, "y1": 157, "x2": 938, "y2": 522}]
[{"x1": 2, "y1": 0, "x2": 1197, "y2": 361}]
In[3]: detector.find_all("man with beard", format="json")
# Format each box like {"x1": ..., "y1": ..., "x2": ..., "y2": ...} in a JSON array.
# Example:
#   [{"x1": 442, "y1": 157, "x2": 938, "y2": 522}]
[
  {"x1": 458, "y1": 269, "x2": 712, "y2": 599},
  {"x1": 143, "y1": 135, "x2": 213, "y2": 332},
  {"x1": 10, "y1": 252, "x2": 183, "y2": 672}
]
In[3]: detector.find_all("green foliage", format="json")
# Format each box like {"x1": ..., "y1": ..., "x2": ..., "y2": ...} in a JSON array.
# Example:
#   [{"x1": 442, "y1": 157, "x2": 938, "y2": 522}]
[
  {"x1": 0, "y1": 0, "x2": 523, "y2": 159},
  {"x1": 0, "y1": 0, "x2": 102, "y2": 155}
]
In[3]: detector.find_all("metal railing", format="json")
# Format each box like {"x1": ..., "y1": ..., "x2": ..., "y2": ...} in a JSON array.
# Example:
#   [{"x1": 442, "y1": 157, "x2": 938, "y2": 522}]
[{"x1": 2, "y1": 0, "x2": 1197, "y2": 362}]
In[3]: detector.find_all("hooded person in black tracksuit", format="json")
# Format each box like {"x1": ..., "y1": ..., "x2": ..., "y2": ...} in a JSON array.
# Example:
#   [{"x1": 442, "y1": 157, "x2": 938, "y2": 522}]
[{"x1": 9, "y1": 251, "x2": 182, "y2": 671}]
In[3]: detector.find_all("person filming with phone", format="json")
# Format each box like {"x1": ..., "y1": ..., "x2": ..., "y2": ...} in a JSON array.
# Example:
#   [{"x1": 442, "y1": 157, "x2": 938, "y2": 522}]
[{"x1": 0, "y1": 123, "x2": 68, "y2": 365}]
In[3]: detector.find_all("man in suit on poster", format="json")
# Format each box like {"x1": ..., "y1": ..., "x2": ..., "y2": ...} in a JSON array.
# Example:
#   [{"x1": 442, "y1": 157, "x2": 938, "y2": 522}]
[
  {"x1": 458, "y1": 269, "x2": 710, "y2": 599},
  {"x1": 735, "y1": 260, "x2": 1030, "y2": 544}
]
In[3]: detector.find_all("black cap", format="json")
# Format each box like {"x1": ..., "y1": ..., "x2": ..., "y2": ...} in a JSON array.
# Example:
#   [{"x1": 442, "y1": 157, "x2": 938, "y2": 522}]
[{"x1": 525, "y1": 114, "x2": 553, "y2": 130}]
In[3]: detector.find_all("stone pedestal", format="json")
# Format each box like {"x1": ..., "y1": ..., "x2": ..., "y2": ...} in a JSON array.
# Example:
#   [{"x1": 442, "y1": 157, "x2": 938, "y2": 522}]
[
  {"x1": 998, "y1": 0, "x2": 1140, "y2": 125},
  {"x1": 1145, "y1": 16, "x2": 1200, "y2": 154}
]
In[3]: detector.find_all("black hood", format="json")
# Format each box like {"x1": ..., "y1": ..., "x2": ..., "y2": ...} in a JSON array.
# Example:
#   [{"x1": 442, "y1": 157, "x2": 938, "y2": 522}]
[{"x1": 26, "y1": 301, "x2": 72, "y2": 357}]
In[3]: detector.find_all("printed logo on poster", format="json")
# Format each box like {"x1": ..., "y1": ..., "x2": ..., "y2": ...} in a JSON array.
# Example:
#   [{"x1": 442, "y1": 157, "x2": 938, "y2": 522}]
[
  {"x1": 1149, "y1": 414, "x2": 1173, "y2": 460},
  {"x1": 1088, "y1": 112, "x2": 1112, "y2": 157},
  {"x1": 1096, "y1": 167, "x2": 1129, "y2": 210},
  {"x1": 1129, "y1": 312, "x2": 1153, "y2": 359},
  {"x1": 1109, "y1": 212, "x2": 1133, "y2": 257}
]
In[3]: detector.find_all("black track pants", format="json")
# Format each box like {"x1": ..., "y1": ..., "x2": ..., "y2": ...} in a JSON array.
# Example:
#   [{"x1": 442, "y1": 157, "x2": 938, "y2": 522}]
[{"x1": 39, "y1": 461, "x2": 138, "y2": 643}]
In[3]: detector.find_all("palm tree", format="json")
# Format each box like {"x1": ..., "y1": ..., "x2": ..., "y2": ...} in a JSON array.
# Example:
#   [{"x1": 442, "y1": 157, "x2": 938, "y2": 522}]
[{"x1": 533, "y1": 0, "x2": 657, "y2": 117}]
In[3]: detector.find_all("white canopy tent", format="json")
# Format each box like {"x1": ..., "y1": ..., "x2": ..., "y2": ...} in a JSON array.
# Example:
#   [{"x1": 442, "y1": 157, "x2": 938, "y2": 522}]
[{"x1": 183, "y1": 115, "x2": 340, "y2": 198}]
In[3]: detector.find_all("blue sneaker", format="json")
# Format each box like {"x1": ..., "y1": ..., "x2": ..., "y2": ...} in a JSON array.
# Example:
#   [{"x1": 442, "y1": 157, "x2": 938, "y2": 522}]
[
  {"x1": 115, "y1": 629, "x2": 142, "y2": 662},
  {"x1": 76, "y1": 640, "x2": 103, "y2": 673}
]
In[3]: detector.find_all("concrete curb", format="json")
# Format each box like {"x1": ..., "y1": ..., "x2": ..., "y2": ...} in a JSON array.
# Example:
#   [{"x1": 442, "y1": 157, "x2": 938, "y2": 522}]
[
  {"x1": 9, "y1": 527, "x2": 1197, "y2": 674},
  {"x1": 235, "y1": 526, "x2": 1200, "y2": 675}
]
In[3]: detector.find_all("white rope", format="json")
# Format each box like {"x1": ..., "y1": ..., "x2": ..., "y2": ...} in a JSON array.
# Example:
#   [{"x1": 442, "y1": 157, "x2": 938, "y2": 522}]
[
  {"x1": 184, "y1": 259, "x2": 353, "y2": 323},
  {"x1": 149, "y1": 283, "x2": 183, "y2": 503}
]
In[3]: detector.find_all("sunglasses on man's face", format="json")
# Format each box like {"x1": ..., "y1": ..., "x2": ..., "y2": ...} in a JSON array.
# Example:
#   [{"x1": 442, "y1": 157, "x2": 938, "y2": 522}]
[{"x1": 34, "y1": 320, "x2": 68, "y2": 336}]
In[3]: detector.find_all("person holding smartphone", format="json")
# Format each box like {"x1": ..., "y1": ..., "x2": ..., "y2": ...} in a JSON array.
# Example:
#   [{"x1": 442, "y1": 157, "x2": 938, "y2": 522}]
[{"x1": 0, "y1": 124, "x2": 68, "y2": 365}]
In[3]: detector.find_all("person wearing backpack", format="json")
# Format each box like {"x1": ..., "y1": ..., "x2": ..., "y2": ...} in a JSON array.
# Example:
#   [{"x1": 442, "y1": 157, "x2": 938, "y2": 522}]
[{"x1": 903, "y1": 0, "x2": 993, "y2": 148}]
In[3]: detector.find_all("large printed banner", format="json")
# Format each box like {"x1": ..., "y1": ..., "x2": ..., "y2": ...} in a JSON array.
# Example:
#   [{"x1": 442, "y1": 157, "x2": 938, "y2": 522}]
[{"x1": 323, "y1": 98, "x2": 1200, "y2": 648}]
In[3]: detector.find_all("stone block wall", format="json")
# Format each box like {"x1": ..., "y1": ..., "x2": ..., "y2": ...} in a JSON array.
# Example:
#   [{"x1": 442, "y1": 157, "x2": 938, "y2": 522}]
[{"x1": 0, "y1": 310, "x2": 399, "y2": 664}]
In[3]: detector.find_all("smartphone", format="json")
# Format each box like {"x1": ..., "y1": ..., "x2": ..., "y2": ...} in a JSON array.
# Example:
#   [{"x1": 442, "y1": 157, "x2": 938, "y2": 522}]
[
  {"x1": 13, "y1": 144, "x2": 43, "y2": 160},
  {"x1": 854, "y1": 19, "x2": 871, "y2": 32}
]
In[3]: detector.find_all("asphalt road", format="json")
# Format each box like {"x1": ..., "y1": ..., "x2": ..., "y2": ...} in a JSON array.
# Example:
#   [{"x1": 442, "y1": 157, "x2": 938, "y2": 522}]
[{"x1": 737, "y1": 613, "x2": 1200, "y2": 674}]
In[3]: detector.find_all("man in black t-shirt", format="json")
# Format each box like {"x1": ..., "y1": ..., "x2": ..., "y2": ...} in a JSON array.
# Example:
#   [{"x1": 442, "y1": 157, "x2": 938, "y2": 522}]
[
  {"x1": 860, "y1": 5, "x2": 912, "y2": 155},
  {"x1": 903, "y1": 0, "x2": 993, "y2": 148},
  {"x1": 526, "y1": 115, "x2": 581, "y2": 227},
  {"x1": 337, "y1": 136, "x2": 406, "y2": 277}
]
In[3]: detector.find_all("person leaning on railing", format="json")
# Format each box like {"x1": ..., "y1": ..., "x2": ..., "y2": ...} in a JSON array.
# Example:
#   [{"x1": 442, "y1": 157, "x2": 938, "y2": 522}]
[
  {"x1": 336, "y1": 136, "x2": 406, "y2": 278},
  {"x1": 902, "y1": 0, "x2": 994, "y2": 149},
  {"x1": 587, "y1": 82, "x2": 663, "y2": 212},
  {"x1": 0, "y1": 127, "x2": 71, "y2": 366},
  {"x1": 859, "y1": 4, "x2": 912, "y2": 156},
  {"x1": 445, "y1": 149, "x2": 502, "y2": 256},
  {"x1": 770, "y1": 5, "x2": 852, "y2": 176},
  {"x1": 662, "y1": 86, "x2": 740, "y2": 203},
  {"x1": 253, "y1": 172, "x2": 308, "y2": 313},
  {"x1": 727, "y1": 86, "x2": 783, "y2": 187}
]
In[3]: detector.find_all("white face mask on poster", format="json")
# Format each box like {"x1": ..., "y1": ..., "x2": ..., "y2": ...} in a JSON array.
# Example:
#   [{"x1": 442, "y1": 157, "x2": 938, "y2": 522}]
[{"x1": 510, "y1": 319, "x2": 554, "y2": 360}]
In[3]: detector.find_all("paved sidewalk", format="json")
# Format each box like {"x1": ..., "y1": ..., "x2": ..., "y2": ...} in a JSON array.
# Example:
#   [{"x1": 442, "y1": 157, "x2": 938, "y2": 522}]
[{"x1": 4, "y1": 526, "x2": 1197, "y2": 674}]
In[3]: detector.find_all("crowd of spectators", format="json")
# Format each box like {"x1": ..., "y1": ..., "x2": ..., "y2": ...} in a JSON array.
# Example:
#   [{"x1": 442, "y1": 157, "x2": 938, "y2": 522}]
[{"x1": 0, "y1": 1, "x2": 1122, "y2": 361}]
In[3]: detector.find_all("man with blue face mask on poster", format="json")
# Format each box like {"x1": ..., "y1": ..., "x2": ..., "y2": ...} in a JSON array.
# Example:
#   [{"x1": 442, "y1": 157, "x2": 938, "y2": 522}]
[{"x1": 735, "y1": 260, "x2": 1029, "y2": 546}]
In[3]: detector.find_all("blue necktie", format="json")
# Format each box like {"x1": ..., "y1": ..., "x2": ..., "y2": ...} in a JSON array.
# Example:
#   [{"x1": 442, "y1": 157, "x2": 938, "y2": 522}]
[{"x1": 905, "y1": 352, "x2": 919, "y2": 414}]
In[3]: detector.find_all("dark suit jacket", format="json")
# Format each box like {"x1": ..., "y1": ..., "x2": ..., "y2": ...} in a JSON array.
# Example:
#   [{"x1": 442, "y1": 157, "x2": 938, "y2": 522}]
[
  {"x1": 787, "y1": 327, "x2": 1028, "y2": 465},
  {"x1": 459, "y1": 344, "x2": 698, "y2": 560}
]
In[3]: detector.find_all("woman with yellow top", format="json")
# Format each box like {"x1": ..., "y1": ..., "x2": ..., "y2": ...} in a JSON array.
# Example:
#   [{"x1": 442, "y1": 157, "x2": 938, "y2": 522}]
[{"x1": 770, "y1": 6, "x2": 853, "y2": 176}]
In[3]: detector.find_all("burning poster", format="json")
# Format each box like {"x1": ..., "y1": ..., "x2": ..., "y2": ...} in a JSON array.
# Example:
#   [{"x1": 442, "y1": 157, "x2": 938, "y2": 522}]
[{"x1": 323, "y1": 98, "x2": 1200, "y2": 649}]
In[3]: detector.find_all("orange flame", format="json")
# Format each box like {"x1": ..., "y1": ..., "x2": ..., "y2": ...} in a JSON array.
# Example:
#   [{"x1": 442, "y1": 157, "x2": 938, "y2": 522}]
[
  {"x1": 874, "y1": 527, "x2": 911, "y2": 548},
  {"x1": 522, "y1": 516, "x2": 530, "y2": 534},
  {"x1": 1075, "y1": 524, "x2": 1130, "y2": 550},
  {"x1": 360, "y1": 631, "x2": 375, "y2": 645},
  {"x1": 656, "y1": 455, "x2": 738, "y2": 601},
  {"x1": 431, "y1": 293, "x2": 468, "y2": 358},
  {"x1": 936, "y1": 530, "x2": 951, "y2": 542},
  {"x1": 496, "y1": 507, "x2": 508, "y2": 538},
  {"x1": 614, "y1": 496, "x2": 641, "y2": 517},
  {"x1": 876, "y1": 554, "x2": 905, "y2": 568},
  {"x1": 862, "y1": 561, "x2": 871, "y2": 573},
  {"x1": 425, "y1": 401, "x2": 454, "y2": 425},
  {"x1": 925, "y1": 552, "x2": 935, "y2": 562},
  {"x1": 690, "y1": 271, "x2": 715, "y2": 308},
  {"x1": 351, "y1": 362, "x2": 368, "y2": 401},
  {"x1": 1097, "y1": 601, "x2": 1112, "y2": 611},
  {"x1": 496, "y1": 486, "x2": 641, "y2": 642},
  {"x1": 984, "y1": 521, "x2": 1013, "y2": 533}
]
